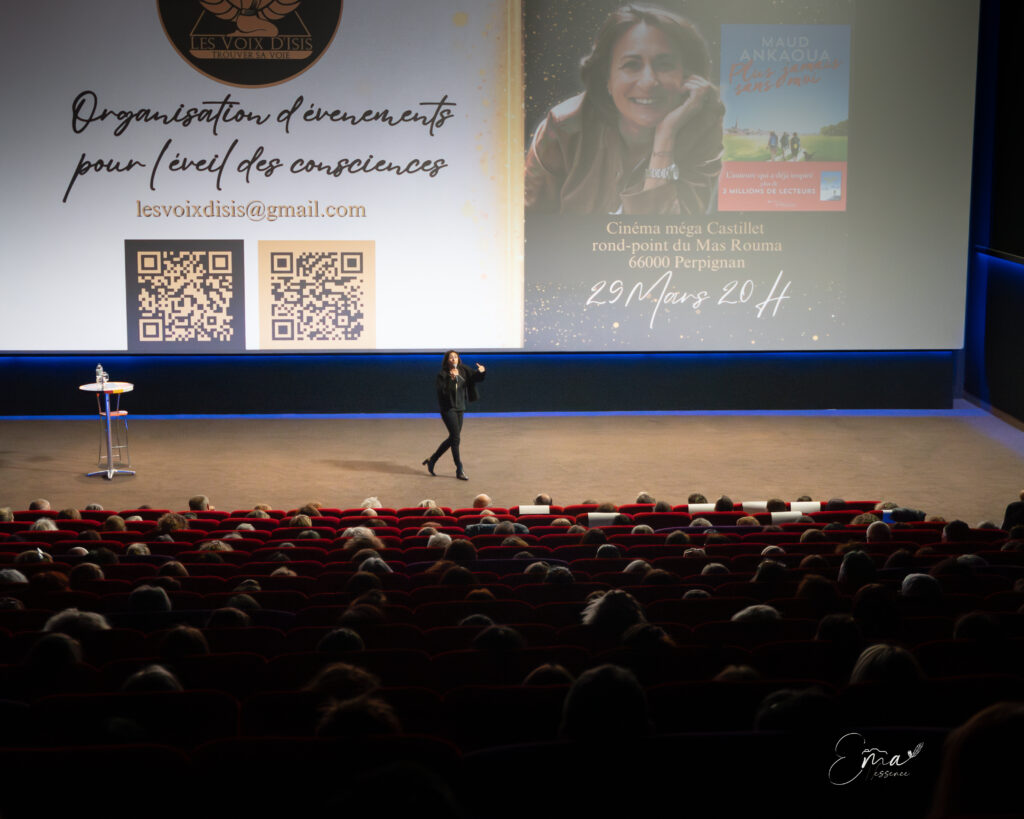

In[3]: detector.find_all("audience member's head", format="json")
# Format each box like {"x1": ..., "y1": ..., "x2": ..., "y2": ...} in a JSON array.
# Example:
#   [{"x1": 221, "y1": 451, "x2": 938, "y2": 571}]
[
  {"x1": 754, "y1": 687, "x2": 838, "y2": 732},
  {"x1": 158, "y1": 561, "x2": 189, "y2": 578},
  {"x1": 623, "y1": 559, "x2": 652, "y2": 575},
  {"x1": 621, "y1": 622, "x2": 676, "y2": 650},
  {"x1": 665, "y1": 529, "x2": 691, "y2": 545},
  {"x1": 233, "y1": 577, "x2": 262, "y2": 597},
  {"x1": 900, "y1": 572, "x2": 943, "y2": 599},
  {"x1": 458, "y1": 613, "x2": 495, "y2": 628},
  {"x1": 930, "y1": 702, "x2": 1024, "y2": 818},
  {"x1": 941, "y1": 519, "x2": 971, "y2": 543},
  {"x1": 0, "y1": 568, "x2": 29, "y2": 585},
  {"x1": 30, "y1": 517, "x2": 58, "y2": 532},
  {"x1": 29, "y1": 570, "x2": 69, "y2": 593},
  {"x1": 315, "y1": 696, "x2": 401, "y2": 738},
  {"x1": 303, "y1": 662, "x2": 381, "y2": 700},
  {"x1": 199, "y1": 539, "x2": 234, "y2": 553},
  {"x1": 581, "y1": 528, "x2": 607, "y2": 545},
  {"x1": 316, "y1": 628, "x2": 365, "y2": 653},
  {"x1": 128, "y1": 584, "x2": 172, "y2": 613},
  {"x1": 122, "y1": 663, "x2": 183, "y2": 692},
  {"x1": 815, "y1": 613, "x2": 863, "y2": 648},
  {"x1": 837, "y1": 549, "x2": 876, "y2": 592},
  {"x1": 15, "y1": 549, "x2": 52, "y2": 564},
  {"x1": 731, "y1": 604, "x2": 781, "y2": 624},
  {"x1": 882, "y1": 549, "x2": 913, "y2": 570},
  {"x1": 560, "y1": 664, "x2": 651, "y2": 741},
  {"x1": 952, "y1": 611, "x2": 1003, "y2": 643},
  {"x1": 752, "y1": 559, "x2": 787, "y2": 584},
  {"x1": 26, "y1": 631, "x2": 83, "y2": 678},
  {"x1": 865, "y1": 520, "x2": 892, "y2": 542},
  {"x1": 358, "y1": 556, "x2": 392, "y2": 575},
  {"x1": 473, "y1": 625, "x2": 526, "y2": 652},
  {"x1": 849, "y1": 643, "x2": 924, "y2": 685},
  {"x1": 440, "y1": 565, "x2": 477, "y2": 587},
  {"x1": 714, "y1": 664, "x2": 761, "y2": 681},
  {"x1": 43, "y1": 608, "x2": 110, "y2": 638},
  {"x1": 581, "y1": 589, "x2": 646, "y2": 636},
  {"x1": 544, "y1": 566, "x2": 574, "y2": 585},
  {"x1": 795, "y1": 574, "x2": 841, "y2": 613},
  {"x1": 205, "y1": 606, "x2": 251, "y2": 629},
  {"x1": 158, "y1": 625, "x2": 210, "y2": 660},
  {"x1": 523, "y1": 663, "x2": 574, "y2": 686},
  {"x1": 155, "y1": 512, "x2": 187, "y2": 535},
  {"x1": 849, "y1": 579, "x2": 897, "y2": 630},
  {"x1": 444, "y1": 539, "x2": 477, "y2": 562}
]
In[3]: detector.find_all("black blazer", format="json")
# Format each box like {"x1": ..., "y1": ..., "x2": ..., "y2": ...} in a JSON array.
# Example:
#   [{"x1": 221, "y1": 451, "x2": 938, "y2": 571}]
[{"x1": 436, "y1": 364, "x2": 485, "y2": 411}]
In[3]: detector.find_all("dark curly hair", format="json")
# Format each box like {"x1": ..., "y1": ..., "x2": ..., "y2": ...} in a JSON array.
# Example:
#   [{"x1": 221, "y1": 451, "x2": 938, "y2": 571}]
[{"x1": 580, "y1": 4, "x2": 711, "y2": 121}]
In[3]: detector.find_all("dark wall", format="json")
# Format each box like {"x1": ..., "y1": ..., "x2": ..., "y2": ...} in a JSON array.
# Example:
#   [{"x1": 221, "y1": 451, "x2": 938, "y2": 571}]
[
  {"x1": 963, "y1": 0, "x2": 1024, "y2": 423},
  {"x1": 964, "y1": 254, "x2": 1024, "y2": 419},
  {"x1": 981, "y1": 2, "x2": 1024, "y2": 259},
  {"x1": 2, "y1": 352, "x2": 954, "y2": 415}
]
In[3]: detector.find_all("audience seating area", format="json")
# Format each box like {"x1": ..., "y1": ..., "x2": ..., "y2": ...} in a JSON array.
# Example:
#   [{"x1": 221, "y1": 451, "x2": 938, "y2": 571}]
[{"x1": 1, "y1": 496, "x2": 1023, "y2": 818}]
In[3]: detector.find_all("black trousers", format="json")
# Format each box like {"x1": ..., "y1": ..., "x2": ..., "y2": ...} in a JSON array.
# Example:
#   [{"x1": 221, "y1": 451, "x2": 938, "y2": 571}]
[{"x1": 431, "y1": 409, "x2": 464, "y2": 470}]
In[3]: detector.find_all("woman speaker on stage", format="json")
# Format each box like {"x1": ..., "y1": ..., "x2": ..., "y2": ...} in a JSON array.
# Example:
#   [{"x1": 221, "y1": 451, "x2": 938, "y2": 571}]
[{"x1": 423, "y1": 350, "x2": 486, "y2": 480}]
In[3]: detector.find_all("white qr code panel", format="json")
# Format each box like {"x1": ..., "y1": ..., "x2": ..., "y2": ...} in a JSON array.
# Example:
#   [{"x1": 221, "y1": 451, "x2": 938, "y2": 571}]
[{"x1": 259, "y1": 241, "x2": 375, "y2": 349}]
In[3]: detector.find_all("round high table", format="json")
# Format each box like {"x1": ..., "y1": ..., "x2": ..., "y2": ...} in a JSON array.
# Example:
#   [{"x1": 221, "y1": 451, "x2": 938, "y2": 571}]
[{"x1": 79, "y1": 381, "x2": 136, "y2": 479}]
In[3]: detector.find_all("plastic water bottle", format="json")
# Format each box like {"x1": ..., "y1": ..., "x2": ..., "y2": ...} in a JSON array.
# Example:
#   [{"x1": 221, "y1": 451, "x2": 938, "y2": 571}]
[{"x1": 96, "y1": 364, "x2": 103, "y2": 385}]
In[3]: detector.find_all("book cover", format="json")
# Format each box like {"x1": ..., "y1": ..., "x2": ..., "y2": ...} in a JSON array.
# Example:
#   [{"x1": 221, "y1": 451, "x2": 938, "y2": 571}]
[{"x1": 717, "y1": 24, "x2": 850, "y2": 211}]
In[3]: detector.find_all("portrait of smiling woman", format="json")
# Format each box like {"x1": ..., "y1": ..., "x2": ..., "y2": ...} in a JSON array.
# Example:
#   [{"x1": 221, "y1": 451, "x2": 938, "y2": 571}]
[{"x1": 525, "y1": 3, "x2": 724, "y2": 215}]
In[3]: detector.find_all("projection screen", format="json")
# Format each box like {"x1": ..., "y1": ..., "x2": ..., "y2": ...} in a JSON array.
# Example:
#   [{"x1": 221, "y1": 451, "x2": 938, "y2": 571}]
[{"x1": 0, "y1": 0, "x2": 979, "y2": 353}]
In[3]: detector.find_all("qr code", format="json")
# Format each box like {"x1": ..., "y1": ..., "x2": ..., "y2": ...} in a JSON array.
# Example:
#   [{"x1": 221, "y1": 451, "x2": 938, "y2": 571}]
[
  {"x1": 259, "y1": 241, "x2": 375, "y2": 349},
  {"x1": 124, "y1": 241, "x2": 245, "y2": 352}
]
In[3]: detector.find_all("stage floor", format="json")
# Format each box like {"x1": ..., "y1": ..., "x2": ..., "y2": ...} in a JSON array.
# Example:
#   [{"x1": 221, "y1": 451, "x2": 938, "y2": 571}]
[{"x1": 2, "y1": 401, "x2": 1023, "y2": 526}]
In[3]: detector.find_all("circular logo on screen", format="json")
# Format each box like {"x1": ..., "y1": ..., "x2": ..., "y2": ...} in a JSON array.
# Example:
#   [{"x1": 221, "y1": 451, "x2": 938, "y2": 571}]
[{"x1": 157, "y1": 1, "x2": 343, "y2": 88}]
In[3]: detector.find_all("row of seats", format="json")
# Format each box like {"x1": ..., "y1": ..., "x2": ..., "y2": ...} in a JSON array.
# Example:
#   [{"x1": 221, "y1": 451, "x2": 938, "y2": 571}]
[
  {"x1": 5, "y1": 636, "x2": 1024, "y2": 698},
  {"x1": 5, "y1": 674, "x2": 1021, "y2": 749},
  {"x1": 2, "y1": 499, "x2": 887, "y2": 520},
  {"x1": 2, "y1": 494, "x2": 1021, "y2": 819}
]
